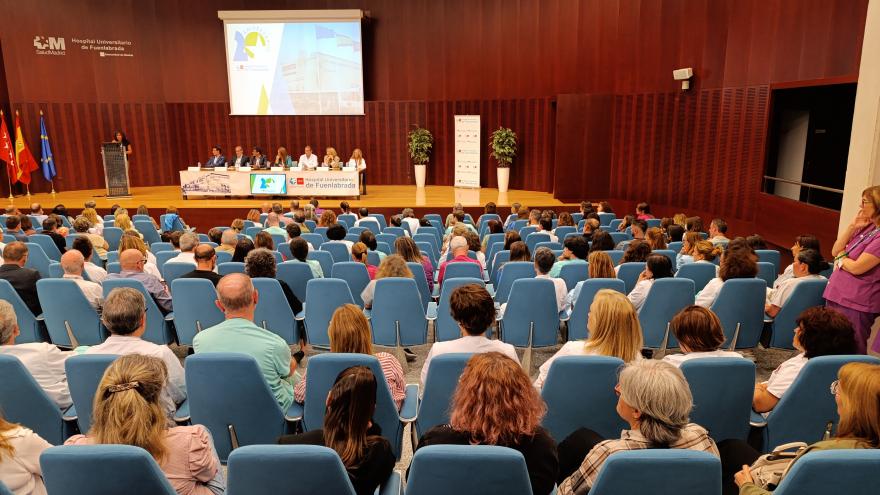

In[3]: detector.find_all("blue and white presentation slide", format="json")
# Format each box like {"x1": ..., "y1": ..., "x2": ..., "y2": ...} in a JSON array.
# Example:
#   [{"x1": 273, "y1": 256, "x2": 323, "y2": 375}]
[
  {"x1": 224, "y1": 21, "x2": 364, "y2": 115},
  {"x1": 250, "y1": 174, "x2": 287, "y2": 194}
]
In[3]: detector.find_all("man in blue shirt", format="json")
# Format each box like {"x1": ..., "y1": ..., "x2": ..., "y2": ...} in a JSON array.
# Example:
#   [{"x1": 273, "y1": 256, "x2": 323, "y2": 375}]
[{"x1": 107, "y1": 249, "x2": 172, "y2": 313}]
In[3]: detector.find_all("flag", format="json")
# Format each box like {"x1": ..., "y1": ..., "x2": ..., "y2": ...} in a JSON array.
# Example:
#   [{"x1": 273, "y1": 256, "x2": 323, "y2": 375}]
[
  {"x1": 315, "y1": 25, "x2": 336, "y2": 39},
  {"x1": 40, "y1": 111, "x2": 56, "y2": 181},
  {"x1": 14, "y1": 112, "x2": 39, "y2": 185},
  {"x1": 335, "y1": 34, "x2": 354, "y2": 47},
  {"x1": 0, "y1": 111, "x2": 18, "y2": 182}
]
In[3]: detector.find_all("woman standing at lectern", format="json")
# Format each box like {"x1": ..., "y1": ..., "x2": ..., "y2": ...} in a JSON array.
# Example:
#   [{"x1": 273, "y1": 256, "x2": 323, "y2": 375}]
[
  {"x1": 349, "y1": 148, "x2": 367, "y2": 195},
  {"x1": 113, "y1": 131, "x2": 132, "y2": 157}
]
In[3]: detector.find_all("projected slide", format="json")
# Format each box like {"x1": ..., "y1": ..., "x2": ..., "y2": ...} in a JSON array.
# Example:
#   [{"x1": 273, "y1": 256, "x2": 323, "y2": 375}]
[
  {"x1": 224, "y1": 21, "x2": 364, "y2": 115},
  {"x1": 250, "y1": 174, "x2": 287, "y2": 194}
]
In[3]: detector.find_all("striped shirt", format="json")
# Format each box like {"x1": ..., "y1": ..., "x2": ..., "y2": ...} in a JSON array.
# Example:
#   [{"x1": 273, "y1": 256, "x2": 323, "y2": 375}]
[
  {"x1": 294, "y1": 352, "x2": 407, "y2": 410},
  {"x1": 557, "y1": 423, "x2": 719, "y2": 495}
]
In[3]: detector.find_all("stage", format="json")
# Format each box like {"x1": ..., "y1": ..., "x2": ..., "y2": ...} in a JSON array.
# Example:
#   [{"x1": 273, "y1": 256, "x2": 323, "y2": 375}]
[{"x1": 8, "y1": 185, "x2": 576, "y2": 232}]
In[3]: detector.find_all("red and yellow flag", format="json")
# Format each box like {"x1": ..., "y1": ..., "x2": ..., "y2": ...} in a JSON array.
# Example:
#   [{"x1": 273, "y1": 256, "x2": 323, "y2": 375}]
[
  {"x1": 0, "y1": 110, "x2": 18, "y2": 182},
  {"x1": 13, "y1": 111, "x2": 38, "y2": 185}
]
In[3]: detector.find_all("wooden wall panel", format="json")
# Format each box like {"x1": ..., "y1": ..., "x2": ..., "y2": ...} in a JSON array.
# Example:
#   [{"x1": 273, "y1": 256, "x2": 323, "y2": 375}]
[{"x1": 553, "y1": 94, "x2": 614, "y2": 202}]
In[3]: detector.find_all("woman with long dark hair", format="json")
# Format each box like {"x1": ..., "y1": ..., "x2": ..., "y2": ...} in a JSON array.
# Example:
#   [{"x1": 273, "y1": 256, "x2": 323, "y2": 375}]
[
  {"x1": 113, "y1": 131, "x2": 132, "y2": 157},
  {"x1": 280, "y1": 366, "x2": 395, "y2": 495}
]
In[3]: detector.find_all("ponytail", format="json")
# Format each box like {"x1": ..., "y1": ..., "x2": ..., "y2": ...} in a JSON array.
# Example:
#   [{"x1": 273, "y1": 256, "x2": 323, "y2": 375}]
[{"x1": 351, "y1": 242, "x2": 369, "y2": 264}]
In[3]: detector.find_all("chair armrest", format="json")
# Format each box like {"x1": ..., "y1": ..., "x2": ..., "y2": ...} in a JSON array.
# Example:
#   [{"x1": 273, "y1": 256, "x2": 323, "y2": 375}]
[
  {"x1": 164, "y1": 312, "x2": 174, "y2": 322},
  {"x1": 560, "y1": 313, "x2": 570, "y2": 322},
  {"x1": 426, "y1": 302, "x2": 438, "y2": 321},
  {"x1": 285, "y1": 402, "x2": 304, "y2": 422},
  {"x1": 376, "y1": 471, "x2": 401, "y2": 495},
  {"x1": 362, "y1": 309, "x2": 372, "y2": 320},
  {"x1": 485, "y1": 284, "x2": 495, "y2": 298},
  {"x1": 173, "y1": 399, "x2": 190, "y2": 423},
  {"x1": 294, "y1": 309, "x2": 305, "y2": 321},
  {"x1": 399, "y1": 384, "x2": 419, "y2": 423},
  {"x1": 36, "y1": 314, "x2": 45, "y2": 321},
  {"x1": 749, "y1": 410, "x2": 767, "y2": 428},
  {"x1": 763, "y1": 314, "x2": 774, "y2": 323},
  {"x1": 62, "y1": 405, "x2": 78, "y2": 421}
]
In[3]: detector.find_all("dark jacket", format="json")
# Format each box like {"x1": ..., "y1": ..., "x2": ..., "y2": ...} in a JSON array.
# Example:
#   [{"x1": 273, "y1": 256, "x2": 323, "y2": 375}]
[{"x1": 0, "y1": 264, "x2": 42, "y2": 315}]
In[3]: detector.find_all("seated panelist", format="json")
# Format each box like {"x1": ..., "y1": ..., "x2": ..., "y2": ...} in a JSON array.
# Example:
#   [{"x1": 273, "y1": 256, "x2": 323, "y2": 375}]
[
  {"x1": 275, "y1": 147, "x2": 294, "y2": 168},
  {"x1": 205, "y1": 145, "x2": 226, "y2": 168},
  {"x1": 250, "y1": 147, "x2": 269, "y2": 169},
  {"x1": 299, "y1": 145, "x2": 318, "y2": 170},
  {"x1": 231, "y1": 145, "x2": 248, "y2": 168},
  {"x1": 324, "y1": 147, "x2": 341, "y2": 170}
]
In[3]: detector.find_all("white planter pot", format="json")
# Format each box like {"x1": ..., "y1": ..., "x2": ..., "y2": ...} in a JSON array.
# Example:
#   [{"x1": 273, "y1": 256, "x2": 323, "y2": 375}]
[
  {"x1": 497, "y1": 167, "x2": 510, "y2": 193},
  {"x1": 414, "y1": 164, "x2": 427, "y2": 188}
]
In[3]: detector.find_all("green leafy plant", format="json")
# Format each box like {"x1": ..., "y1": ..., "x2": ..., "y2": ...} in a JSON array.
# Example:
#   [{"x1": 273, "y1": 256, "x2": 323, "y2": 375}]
[
  {"x1": 490, "y1": 127, "x2": 517, "y2": 168},
  {"x1": 407, "y1": 126, "x2": 434, "y2": 166}
]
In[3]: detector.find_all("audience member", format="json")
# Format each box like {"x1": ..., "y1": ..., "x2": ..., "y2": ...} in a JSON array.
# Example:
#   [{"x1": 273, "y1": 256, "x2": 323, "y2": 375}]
[
  {"x1": 0, "y1": 411, "x2": 51, "y2": 495},
  {"x1": 253, "y1": 231, "x2": 275, "y2": 251},
  {"x1": 589, "y1": 230, "x2": 615, "y2": 252},
  {"x1": 0, "y1": 300, "x2": 72, "y2": 408},
  {"x1": 360, "y1": 255, "x2": 413, "y2": 309},
  {"x1": 107, "y1": 249, "x2": 172, "y2": 313},
  {"x1": 246, "y1": 209, "x2": 263, "y2": 228},
  {"x1": 167, "y1": 232, "x2": 199, "y2": 264},
  {"x1": 395, "y1": 236, "x2": 434, "y2": 292},
  {"x1": 293, "y1": 305, "x2": 405, "y2": 410},
  {"x1": 480, "y1": 220, "x2": 504, "y2": 251},
  {"x1": 616, "y1": 240, "x2": 651, "y2": 273},
  {"x1": 536, "y1": 289, "x2": 643, "y2": 389},
  {"x1": 709, "y1": 218, "x2": 730, "y2": 246},
  {"x1": 695, "y1": 239, "x2": 758, "y2": 308},
  {"x1": 206, "y1": 227, "x2": 223, "y2": 245},
  {"x1": 326, "y1": 224, "x2": 353, "y2": 252},
  {"x1": 581, "y1": 218, "x2": 600, "y2": 238},
  {"x1": 180, "y1": 245, "x2": 223, "y2": 286},
  {"x1": 645, "y1": 227, "x2": 667, "y2": 250},
  {"x1": 118, "y1": 234, "x2": 162, "y2": 280},
  {"x1": 231, "y1": 238, "x2": 255, "y2": 263},
  {"x1": 194, "y1": 274, "x2": 300, "y2": 409},
  {"x1": 549, "y1": 236, "x2": 588, "y2": 278},
  {"x1": 84, "y1": 288, "x2": 186, "y2": 418},
  {"x1": 286, "y1": 238, "x2": 319, "y2": 278},
  {"x1": 217, "y1": 229, "x2": 238, "y2": 254},
  {"x1": 667, "y1": 224, "x2": 685, "y2": 243},
  {"x1": 401, "y1": 207, "x2": 420, "y2": 234},
  {"x1": 765, "y1": 249, "x2": 829, "y2": 317},
  {"x1": 686, "y1": 216, "x2": 704, "y2": 232},
  {"x1": 65, "y1": 354, "x2": 222, "y2": 494},
  {"x1": 60, "y1": 250, "x2": 103, "y2": 309},
  {"x1": 80, "y1": 208, "x2": 103, "y2": 236},
  {"x1": 72, "y1": 217, "x2": 109, "y2": 260},
  {"x1": 444, "y1": 203, "x2": 465, "y2": 228},
  {"x1": 437, "y1": 236, "x2": 483, "y2": 286},
  {"x1": 245, "y1": 248, "x2": 302, "y2": 314},
  {"x1": 752, "y1": 307, "x2": 856, "y2": 414},
  {"x1": 557, "y1": 360, "x2": 718, "y2": 493},
  {"x1": 537, "y1": 216, "x2": 558, "y2": 243},
  {"x1": 0, "y1": 243, "x2": 42, "y2": 316},
  {"x1": 72, "y1": 237, "x2": 108, "y2": 283},
  {"x1": 635, "y1": 202, "x2": 654, "y2": 220},
  {"x1": 744, "y1": 234, "x2": 768, "y2": 251},
  {"x1": 534, "y1": 247, "x2": 568, "y2": 314},
  {"x1": 351, "y1": 242, "x2": 377, "y2": 279},
  {"x1": 462, "y1": 231, "x2": 486, "y2": 269},
  {"x1": 417, "y1": 352, "x2": 558, "y2": 495},
  {"x1": 162, "y1": 206, "x2": 189, "y2": 232},
  {"x1": 18, "y1": 216, "x2": 36, "y2": 236},
  {"x1": 775, "y1": 234, "x2": 820, "y2": 286},
  {"x1": 358, "y1": 230, "x2": 385, "y2": 262},
  {"x1": 662, "y1": 306, "x2": 743, "y2": 367},
  {"x1": 40, "y1": 217, "x2": 67, "y2": 254},
  {"x1": 628, "y1": 253, "x2": 674, "y2": 311},
  {"x1": 4, "y1": 216, "x2": 27, "y2": 242},
  {"x1": 503, "y1": 202, "x2": 522, "y2": 230}
]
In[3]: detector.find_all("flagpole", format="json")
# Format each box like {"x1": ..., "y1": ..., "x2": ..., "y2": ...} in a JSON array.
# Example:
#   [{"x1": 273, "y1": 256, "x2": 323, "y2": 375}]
[{"x1": 1, "y1": 109, "x2": 12, "y2": 202}]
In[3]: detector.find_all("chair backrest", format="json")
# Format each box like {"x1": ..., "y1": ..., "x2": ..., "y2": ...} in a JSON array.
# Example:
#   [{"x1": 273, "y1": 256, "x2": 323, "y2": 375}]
[
  {"x1": 40, "y1": 445, "x2": 177, "y2": 495},
  {"x1": 413, "y1": 232, "x2": 440, "y2": 251},
  {"x1": 567, "y1": 278, "x2": 625, "y2": 341},
  {"x1": 559, "y1": 262, "x2": 589, "y2": 292},
  {"x1": 252, "y1": 278, "x2": 299, "y2": 344},
  {"x1": 770, "y1": 278, "x2": 828, "y2": 349},
  {"x1": 65, "y1": 354, "x2": 118, "y2": 433},
  {"x1": 227, "y1": 445, "x2": 357, "y2": 495},
  {"x1": 306, "y1": 250, "x2": 333, "y2": 278},
  {"x1": 709, "y1": 278, "x2": 767, "y2": 349},
  {"x1": 101, "y1": 278, "x2": 173, "y2": 345},
  {"x1": 415, "y1": 242, "x2": 438, "y2": 268},
  {"x1": 376, "y1": 241, "x2": 392, "y2": 255},
  {"x1": 518, "y1": 225, "x2": 538, "y2": 238},
  {"x1": 337, "y1": 213, "x2": 357, "y2": 228},
  {"x1": 416, "y1": 353, "x2": 472, "y2": 436},
  {"x1": 276, "y1": 261, "x2": 314, "y2": 302},
  {"x1": 154, "y1": 250, "x2": 179, "y2": 274},
  {"x1": 485, "y1": 241, "x2": 505, "y2": 275},
  {"x1": 368, "y1": 213, "x2": 388, "y2": 230},
  {"x1": 423, "y1": 213, "x2": 442, "y2": 224},
  {"x1": 533, "y1": 242, "x2": 563, "y2": 257},
  {"x1": 357, "y1": 218, "x2": 381, "y2": 234},
  {"x1": 435, "y1": 277, "x2": 487, "y2": 341},
  {"x1": 105, "y1": 251, "x2": 120, "y2": 264},
  {"x1": 609, "y1": 232, "x2": 632, "y2": 246},
  {"x1": 525, "y1": 232, "x2": 551, "y2": 253},
  {"x1": 653, "y1": 249, "x2": 677, "y2": 270},
  {"x1": 0, "y1": 355, "x2": 68, "y2": 445},
  {"x1": 103, "y1": 227, "x2": 124, "y2": 252},
  {"x1": 244, "y1": 226, "x2": 263, "y2": 238},
  {"x1": 36, "y1": 279, "x2": 104, "y2": 346},
  {"x1": 590, "y1": 450, "x2": 722, "y2": 495},
  {"x1": 106, "y1": 262, "x2": 121, "y2": 274},
  {"x1": 276, "y1": 241, "x2": 293, "y2": 260},
  {"x1": 218, "y1": 261, "x2": 246, "y2": 275},
  {"x1": 0, "y1": 279, "x2": 43, "y2": 343},
  {"x1": 300, "y1": 233, "x2": 324, "y2": 249},
  {"x1": 406, "y1": 262, "x2": 431, "y2": 311},
  {"x1": 638, "y1": 278, "x2": 695, "y2": 349},
  {"x1": 605, "y1": 249, "x2": 625, "y2": 265},
  {"x1": 321, "y1": 242, "x2": 351, "y2": 263},
  {"x1": 303, "y1": 353, "x2": 405, "y2": 459},
  {"x1": 150, "y1": 242, "x2": 173, "y2": 253},
  {"x1": 406, "y1": 445, "x2": 533, "y2": 495},
  {"x1": 169, "y1": 279, "x2": 224, "y2": 345},
  {"x1": 554, "y1": 226, "x2": 576, "y2": 239},
  {"x1": 28, "y1": 234, "x2": 62, "y2": 261},
  {"x1": 755, "y1": 249, "x2": 781, "y2": 274},
  {"x1": 616, "y1": 262, "x2": 645, "y2": 294},
  {"x1": 444, "y1": 249, "x2": 478, "y2": 262},
  {"x1": 382, "y1": 226, "x2": 405, "y2": 238},
  {"x1": 304, "y1": 220, "x2": 317, "y2": 231},
  {"x1": 494, "y1": 261, "x2": 536, "y2": 303},
  {"x1": 443, "y1": 261, "x2": 482, "y2": 283},
  {"x1": 162, "y1": 261, "x2": 196, "y2": 286},
  {"x1": 765, "y1": 355, "x2": 880, "y2": 449},
  {"x1": 269, "y1": 234, "x2": 287, "y2": 249},
  {"x1": 133, "y1": 220, "x2": 161, "y2": 245},
  {"x1": 675, "y1": 262, "x2": 717, "y2": 293},
  {"x1": 490, "y1": 250, "x2": 510, "y2": 285},
  {"x1": 370, "y1": 278, "x2": 428, "y2": 347},
  {"x1": 216, "y1": 250, "x2": 233, "y2": 264},
  {"x1": 501, "y1": 278, "x2": 559, "y2": 347},
  {"x1": 185, "y1": 353, "x2": 286, "y2": 461},
  {"x1": 330, "y1": 262, "x2": 371, "y2": 306},
  {"x1": 541, "y1": 356, "x2": 627, "y2": 441},
  {"x1": 681, "y1": 358, "x2": 755, "y2": 442},
  {"x1": 131, "y1": 214, "x2": 151, "y2": 223},
  {"x1": 773, "y1": 449, "x2": 880, "y2": 495},
  {"x1": 757, "y1": 261, "x2": 777, "y2": 287},
  {"x1": 24, "y1": 243, "x2": 52, "y2": 278},
  {"x1": 313, "y1": 227, "x2": 330, "y2": 241},
  {"x1": 375, "y1": 234, "x2": 398, "y2": 252},
  {"x1": 303, "y1": 278, "x2": 355, "y2": 347},
  {"x1": 344, "y1": 233, "x2": 361, "y2": 244},
  {"x1": 598, "y1": 212, "x2": 615, "y2": 226}
]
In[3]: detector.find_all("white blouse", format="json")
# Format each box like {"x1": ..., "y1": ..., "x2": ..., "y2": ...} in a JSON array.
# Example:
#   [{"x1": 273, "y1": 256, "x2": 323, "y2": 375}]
[
  {"x1": 695, "y1": 277, "x2": 724, "y2": 308},
  {"x1": 662, "y1": 350, "x2": 744, "y2": 367},
  {"x1": 348, "y1": 158, "x2": 367, "y2": 171},
  {"x1": 628, "y1": 279, "x2": 654, "y2": 312}
]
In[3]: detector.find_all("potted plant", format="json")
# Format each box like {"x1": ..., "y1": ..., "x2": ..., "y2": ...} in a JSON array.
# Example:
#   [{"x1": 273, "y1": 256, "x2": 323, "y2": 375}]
[
  {"x1": 407, "y1": 125, "x2": 433, "y2": 188},
  {"x1": 490, "y1": 127, "x2": 516, "y2": 192}
]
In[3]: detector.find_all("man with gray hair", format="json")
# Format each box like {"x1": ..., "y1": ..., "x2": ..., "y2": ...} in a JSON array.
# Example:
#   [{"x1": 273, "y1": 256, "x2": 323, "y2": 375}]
[
  {"x1": 30, "y1": 203, "x2": 47, "y2": 225},
  {"x1": 107, "y1": 249, "x2": 172, "y2": 313},
  {"x1": 263, "y1": 212, "x2": 288, "y2": 239},
  {"x1": 167, "y1": 232, "x2": 200, "y2": 264},
  {"x1": 217, "y1": 229, "x2": 238, "y2": 254},
  {"x1": 0, "y1": 300, "x2": 73, "y2": 408},
  {"x1": 193, "y1": 273, "x2": 300, "y2": 410},
  {"x1": 401, "y1": 207, "x2": 420, "y2": 235},
  {"x1": 60, "y1": 250, "x2": 103, "y2": 309},
  {"x1": 272, "y1": 203, "x2": 292, "y2": 226},
  {"x1": 84, "y1": 287, "x2": 186, "y2": 418},
  {"x1": 436, "y1": 235, "x2": 483, "y2": 286}
]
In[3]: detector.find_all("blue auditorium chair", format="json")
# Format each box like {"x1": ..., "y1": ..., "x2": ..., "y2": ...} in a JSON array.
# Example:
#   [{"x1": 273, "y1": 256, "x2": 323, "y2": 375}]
[
  {"x1": 169, "y1": 278, "x2": 224, "y2": 346},
  {"x1": 681, "y1": 357, "x2": 755, "y2": 442},
  {"x1": 331, "y1": 262, "x2": 371, "y2": 306},
  {"x1": 406, "y1": 445, "x2": 532, "y2": 495},
  {"x1": 40, "y1": 445, "x2": 177, "y2": 495},
  {"x1": 415, "y1": 353, "x2": 472, "y2": 437},
  {"x1": 102, "y1": 278, "x2": 175, "y2": 345},
  {"x1": 638, "y1": 278, "x2": 694, "y2": 350},
  {"x1": 64, "y1": 354, "x2": 118, "y2": 433},
  {"x1": 36, "y1": 279, "x2": 104, "y2": 347},
  {"x1": 0, "y1": 355, "x2": 76, "y2": 445},
  {"x1": 299, "y1": 278, "x2": 355, "y2": 347},
  {"x1": 589, "y1": 450, "x2": 721, "y2": 495},
  {"x1": 252, "y1": 278, "x2": 299, "y2": 344},
  {"x1": 563, "y1": 278, "x2": 625, "y2": 341}
]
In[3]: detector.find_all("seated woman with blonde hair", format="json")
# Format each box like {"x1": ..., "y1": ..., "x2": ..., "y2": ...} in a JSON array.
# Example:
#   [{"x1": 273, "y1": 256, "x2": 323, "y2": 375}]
[
  {"x1": 416, "y1": 352, "x2": 558, "y2": 495},
  {"x1": 323, "y1": 147, "x2": 341, "y2": 170},
  {"x1": 65, "y1": 354, "x2": 224, "y2": 494},
  {"x1": 293, "y1": 304, "x2": 405, "y2": 410},
  {"x1": 0, "y1": 412, "x2": 52, "y2": 495},
  {"x1": 536, "y1": 289, "x2": 643, "y2": 389},
  {"x1": 360, "y1": 255, "x2": 414, "y2": 309}
]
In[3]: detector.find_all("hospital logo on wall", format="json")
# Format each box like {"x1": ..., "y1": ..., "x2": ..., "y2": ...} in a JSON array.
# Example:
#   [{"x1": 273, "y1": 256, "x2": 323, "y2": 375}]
[{"x1": 33, "y1": 36, "x2": 66, "y2": 55}]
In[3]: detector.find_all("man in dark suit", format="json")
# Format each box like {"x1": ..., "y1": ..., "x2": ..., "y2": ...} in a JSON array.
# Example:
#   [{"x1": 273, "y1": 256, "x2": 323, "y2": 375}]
[
  {"x1": 205, "y1": 145, "x2": 226, "y2": 168},
  {"x1": 250, "y1": 146, "x2": 269, "y2": 169},
  {"x1": 179, "y1": 245, "x2": 222, "y2": 286},
  {"x1": 0, "y1": 242, "x2": 42, "y2": 316},
  {"x1": 230, "y1": 145, "x2": 248, "y2": 168},
  {"x1": 5, "y1": 217, "x2": 28, "y2": 243}
]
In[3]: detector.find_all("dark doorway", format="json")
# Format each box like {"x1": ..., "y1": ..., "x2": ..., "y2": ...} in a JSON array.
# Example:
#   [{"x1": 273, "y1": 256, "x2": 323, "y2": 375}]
[{"x1": 764, "y1": 83, "x2": 856, "y2": 210}]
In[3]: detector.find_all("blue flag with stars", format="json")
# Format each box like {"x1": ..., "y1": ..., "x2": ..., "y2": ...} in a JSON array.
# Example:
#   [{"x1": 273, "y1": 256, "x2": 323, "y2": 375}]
[{"x1": 40, "y1": 112, "x2": 56, "y2": 181}]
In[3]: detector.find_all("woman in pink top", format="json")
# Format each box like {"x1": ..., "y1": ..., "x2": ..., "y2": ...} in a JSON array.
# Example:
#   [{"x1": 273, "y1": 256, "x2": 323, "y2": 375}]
[
  {"x1": 65, "y1": 354, "x2": 223, "y2": 495},
  {"x1": 395, "y1": 236, "x2": 435, "y2": 292},
  {"x1": 352, "y1": 242, "x2": 378, "y2": 279},
  {"x1": 824, "y1": 186, "x2": 880, "y2": 354},
  {"x1": 0, "y1": 414, "x2": 51, "y2": 495}
]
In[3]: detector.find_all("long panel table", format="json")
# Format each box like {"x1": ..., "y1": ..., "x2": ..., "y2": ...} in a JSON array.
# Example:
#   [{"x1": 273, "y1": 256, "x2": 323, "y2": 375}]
[{"x1": 178, "y1": 168, "x2": 359, "y2": 198}]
